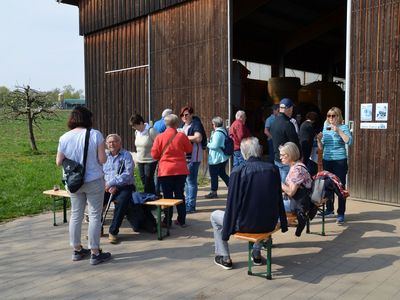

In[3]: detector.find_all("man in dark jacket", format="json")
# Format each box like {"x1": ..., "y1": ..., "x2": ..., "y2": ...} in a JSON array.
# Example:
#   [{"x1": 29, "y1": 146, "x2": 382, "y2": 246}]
[
  {"x1": 270, "y1": 98, "x2": 300, "y2": 182},
  {"x1": 210, "y1": 137, "x2": 288, "y2": 270}
]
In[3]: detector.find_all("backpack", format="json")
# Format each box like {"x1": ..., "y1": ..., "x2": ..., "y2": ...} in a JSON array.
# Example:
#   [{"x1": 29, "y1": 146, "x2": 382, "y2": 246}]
[
  {"x1": 310, "y1": 177, "x2": 327, "y2": 206},
  {"x1": 219, "y1": 129, "x2": 234, "y2": 156}
]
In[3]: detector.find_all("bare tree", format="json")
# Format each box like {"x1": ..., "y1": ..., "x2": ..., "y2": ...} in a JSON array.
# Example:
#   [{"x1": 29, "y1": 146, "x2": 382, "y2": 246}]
[{"x1": 2, "y1": 85, "x2": 56, "y2": 151}]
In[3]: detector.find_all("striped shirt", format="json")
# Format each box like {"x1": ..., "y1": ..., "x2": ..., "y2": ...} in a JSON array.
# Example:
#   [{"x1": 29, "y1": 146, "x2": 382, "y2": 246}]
[{"x1": 321, "y1": 123, "x2": 353, "y2": 161}]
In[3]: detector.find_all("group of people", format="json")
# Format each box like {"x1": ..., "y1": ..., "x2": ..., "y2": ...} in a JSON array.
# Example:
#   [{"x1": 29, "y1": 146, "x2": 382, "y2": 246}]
[
  {"x1": 211, "y1": 99, "x2": 352, "y2": 270},
  {"x1": 56, "y1": 98, "x2": 352, "y2": 269},
  {"x1": 56, "y1": 105, "x2": 230, "y2": 265}
]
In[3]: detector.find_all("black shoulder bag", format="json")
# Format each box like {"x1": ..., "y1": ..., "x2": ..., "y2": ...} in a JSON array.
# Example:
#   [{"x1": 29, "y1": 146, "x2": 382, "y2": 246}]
[{"x1": 62, "y1": 128, "x2": 91, "y2": 193}]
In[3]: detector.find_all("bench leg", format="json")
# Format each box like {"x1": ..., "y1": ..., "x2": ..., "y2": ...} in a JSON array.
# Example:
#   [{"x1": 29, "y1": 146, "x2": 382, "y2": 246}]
[
  {"x1": 53, "y1": 199, "x2": 57, "y2": 226},
  {"x1": 321, "y1": 204, "x2": 325, "y2": 236},
  {"x1": 265, "y1": 237, "x2": 272, "y2": 280},
  {"x1": 247, "y1": 242, "x2": 254, "y2": 275},
  {"x1": 63, "y1": 197, "x2": 68, "y2": 223},
  {"x1": 156, "y1": 206, "x2": 162, "y2": 240}
]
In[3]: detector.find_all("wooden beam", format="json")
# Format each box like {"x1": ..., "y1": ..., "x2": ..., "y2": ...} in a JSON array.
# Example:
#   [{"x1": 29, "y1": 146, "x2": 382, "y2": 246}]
[
  {"x1": 283, "y1": 5, "x2": 346, "y2": 54},
  {"x1": 233, "y1": 0, "x2": 272, "y2": 23}
]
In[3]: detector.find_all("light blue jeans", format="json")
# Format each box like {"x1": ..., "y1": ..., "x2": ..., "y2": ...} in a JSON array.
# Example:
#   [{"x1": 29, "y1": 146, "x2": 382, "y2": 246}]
[
  {"x1": 185, "y1": 161, "x2": 200, "y2": 212},
  {"x1": 210, "y1": 210, "x2": 262, "y2": 258},
  {"x1": 69, "y1": 178, "x2": 104, "y2": 250}
]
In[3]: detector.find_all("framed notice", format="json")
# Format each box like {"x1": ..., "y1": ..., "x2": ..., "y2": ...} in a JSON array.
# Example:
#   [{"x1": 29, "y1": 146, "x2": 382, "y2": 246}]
[
  {"x1": 360, "y1": 103, "x2": 373, "y2": 121},
  {"x1": 360, "y1": 122, "x2": 387, "y2": 129},
  {"x1": 375, "y1": 103, "x2": 388, "y2": 121}
]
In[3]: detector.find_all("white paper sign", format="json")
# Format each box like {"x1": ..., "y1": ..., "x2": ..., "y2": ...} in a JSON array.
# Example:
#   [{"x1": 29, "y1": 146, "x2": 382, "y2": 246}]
[
  {"x1": 376, "y1": 103, "x2": 388, "y2": 121},
  {"x1": 360, "y1": 103, "x2": 373, "y2": 121},
  {"x1": 360, "y1": 122, "x2": 387, "y2": 129}
]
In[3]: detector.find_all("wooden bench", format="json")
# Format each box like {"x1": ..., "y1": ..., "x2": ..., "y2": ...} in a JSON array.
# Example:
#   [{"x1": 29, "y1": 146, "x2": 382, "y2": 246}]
[
  {"x1": 144, "y1": 198, "x2": 183, "y2": 240},
  {"x1": 43, "y1": 189, "x2": 70, "y2": 226},
  {"x1": 233, "y1": 225, "x2": 281, "y2": 280}
]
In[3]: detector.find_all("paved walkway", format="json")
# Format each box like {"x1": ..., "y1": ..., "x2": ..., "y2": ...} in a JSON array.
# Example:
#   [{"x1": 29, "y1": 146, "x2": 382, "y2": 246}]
[{"x1": 1, "y1": 185, "x2": 399, "y2": 300}]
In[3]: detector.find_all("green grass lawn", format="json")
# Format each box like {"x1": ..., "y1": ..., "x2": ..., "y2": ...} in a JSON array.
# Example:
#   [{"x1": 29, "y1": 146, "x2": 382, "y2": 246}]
[
  {"x1": 0, "y1": 110, "x2": 70, "y2": 221},
  {"x1": 0, "y1": 110, "x2": 211, "y2": 222}
]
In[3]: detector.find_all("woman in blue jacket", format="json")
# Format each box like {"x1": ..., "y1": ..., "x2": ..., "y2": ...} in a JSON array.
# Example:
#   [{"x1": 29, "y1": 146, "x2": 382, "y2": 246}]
[
  {"x1": 317, "y1": 107, "x2": 353, "y2": 225},
  {"x1": 206, "y1": 117, "x2": 230, "y2": 198}
]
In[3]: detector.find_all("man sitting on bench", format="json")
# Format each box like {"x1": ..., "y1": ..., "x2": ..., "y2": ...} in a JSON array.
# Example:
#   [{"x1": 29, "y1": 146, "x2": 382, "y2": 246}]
[
  {"x1": 210, "y1": 137, "x2": 288, "y2": 269},
  {"x1": 103, "y1": 134, "x2": 136, "y2": 244}
]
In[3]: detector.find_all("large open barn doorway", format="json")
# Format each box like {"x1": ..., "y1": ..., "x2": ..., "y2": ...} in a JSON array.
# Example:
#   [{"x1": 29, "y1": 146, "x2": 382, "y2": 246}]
[{"x1": 231, "y1": 0, "x2": 347, "y2": 150}]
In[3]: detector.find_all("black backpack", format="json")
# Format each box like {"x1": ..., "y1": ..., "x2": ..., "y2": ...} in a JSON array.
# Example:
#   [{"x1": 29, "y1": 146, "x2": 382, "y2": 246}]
[{"x1": 219, "y1": 129, "x2": 234, "y2": 156}]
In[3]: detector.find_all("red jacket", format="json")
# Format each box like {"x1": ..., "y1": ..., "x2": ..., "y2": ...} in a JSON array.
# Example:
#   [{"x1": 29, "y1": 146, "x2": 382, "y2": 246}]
[
  {"x1": 229, "y1": 119, "x2": 251, "y2": 150},
  {"x1": 151, "y1": 127, "x2": 192, "y2": 177}
]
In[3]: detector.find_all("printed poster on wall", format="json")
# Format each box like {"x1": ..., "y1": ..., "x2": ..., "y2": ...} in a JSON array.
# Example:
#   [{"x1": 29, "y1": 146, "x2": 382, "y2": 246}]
[
  {"x1": 360, "y1": 103, "x2": 373, "y2": 121},
  {"x1": 375, "y1": 103, "x2": 388, "y2": 121}
]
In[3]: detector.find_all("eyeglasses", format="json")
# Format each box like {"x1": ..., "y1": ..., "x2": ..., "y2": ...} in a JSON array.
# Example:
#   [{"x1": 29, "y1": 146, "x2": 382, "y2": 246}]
[
  {"x1": 279, "y1": 153, "x2": 288, "y2": 158},
  {"x1": 327, "y1": 114, "x2": 337, "y2": 118}
]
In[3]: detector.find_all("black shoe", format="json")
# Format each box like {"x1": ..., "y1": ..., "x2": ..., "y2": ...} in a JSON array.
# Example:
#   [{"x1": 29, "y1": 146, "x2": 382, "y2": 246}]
[
  {"x1": 214, "y1": 256, "x2": 233, "y2": 270},
  {"x1": 252, "y1": 253, "x2": 262, "y2": 266},
  {"x1": 205, "y1": 192, "x2": 218, "y2": 199},
  {"x1": 72, "y1": 247, "x2": 90, "y2": 261},
  {"x1": 90, "y1": 250, "x2": 111, "y2": 265}
]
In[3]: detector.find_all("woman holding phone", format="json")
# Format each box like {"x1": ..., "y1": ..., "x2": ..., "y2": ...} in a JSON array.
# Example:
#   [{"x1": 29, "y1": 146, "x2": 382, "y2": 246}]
[{"x1": 317, "y1": 107, "x2": 352, "y2": 225}]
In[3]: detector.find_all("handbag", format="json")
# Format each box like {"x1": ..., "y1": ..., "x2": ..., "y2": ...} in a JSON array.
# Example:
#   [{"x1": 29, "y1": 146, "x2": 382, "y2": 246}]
[{"x1": 62, "y1": 128, "x2": 91, "y2": 193}]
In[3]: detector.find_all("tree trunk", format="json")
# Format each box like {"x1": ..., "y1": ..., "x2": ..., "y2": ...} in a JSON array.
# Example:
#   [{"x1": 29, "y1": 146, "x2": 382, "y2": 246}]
[{"x1": 27, "y1": 111, "x2": 38, "y2": 151}]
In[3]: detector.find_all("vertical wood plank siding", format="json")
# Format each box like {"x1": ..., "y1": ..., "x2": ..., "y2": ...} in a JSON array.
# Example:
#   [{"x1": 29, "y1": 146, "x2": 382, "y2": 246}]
[
  {"x1": 79, "y1": 0, "x2": 189, "y2": 35},
  {"x1": 349, "y1": 0, "x2": 400, "y2": 204},
  {"x1": 150, "y1": 0, "x2": 228, "y2": 138},
  {"x1": 85, "y1": 17, "x2": 148, "y2": 151},
  {"x1": 82, "y1": 0, "x2": 228, "y2": 157}
]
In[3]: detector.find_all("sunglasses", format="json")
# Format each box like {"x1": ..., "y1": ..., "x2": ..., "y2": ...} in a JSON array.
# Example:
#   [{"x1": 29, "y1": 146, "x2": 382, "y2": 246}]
[{"x1": 327, "y1": 114, "x2": 337, "y2": 118}]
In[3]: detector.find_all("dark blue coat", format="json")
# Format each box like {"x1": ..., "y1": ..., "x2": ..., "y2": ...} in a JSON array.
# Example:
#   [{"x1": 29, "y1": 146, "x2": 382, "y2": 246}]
[{"x1": 222, "y1": 157, "x2": 288, "y2": 241}]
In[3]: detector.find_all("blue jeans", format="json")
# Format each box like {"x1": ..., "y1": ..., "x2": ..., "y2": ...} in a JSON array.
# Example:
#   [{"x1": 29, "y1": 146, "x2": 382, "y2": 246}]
[
  {"x1": 209, "y1": 161, "x2": 229, "y2": 192},
  {"x1": 233, "y1": 150, "x2": 245, "y2": 167},
  {"x1": 323, "y1": 159, "x2": 348, "y2": 215},
  {"x1": 104, "y1": 185, "x2": 135, "y2": 235},
  {"x1": 274, "y1": 160, "x2": 290, "y2": 183},
  {"x1": 159, "y1": 175, "x2": 187, "y2": 225},
  {"x1": 210, "y1": 210, "x2": 262, "y2": 258},
  {"x1": 185, "y1": 161, "x2": 200, "y2": 212}
]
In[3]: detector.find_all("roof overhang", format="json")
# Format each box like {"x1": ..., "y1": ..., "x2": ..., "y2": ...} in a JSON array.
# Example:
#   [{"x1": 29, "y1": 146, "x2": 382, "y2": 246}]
[{"x1": 57, "y1": 0, "x2": 78, "y2": 6}]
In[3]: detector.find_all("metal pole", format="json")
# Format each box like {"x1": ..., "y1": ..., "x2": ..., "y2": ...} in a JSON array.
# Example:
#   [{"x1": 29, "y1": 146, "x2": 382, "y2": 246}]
[{"x1": 148, "y1": 15, "x2": 152, "y2": 122}]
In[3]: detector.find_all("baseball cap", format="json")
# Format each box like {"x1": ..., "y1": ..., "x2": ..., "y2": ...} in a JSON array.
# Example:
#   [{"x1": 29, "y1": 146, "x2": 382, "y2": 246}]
[{"x1": 279, "y1": 98, "x2": 294, "y2": 109}]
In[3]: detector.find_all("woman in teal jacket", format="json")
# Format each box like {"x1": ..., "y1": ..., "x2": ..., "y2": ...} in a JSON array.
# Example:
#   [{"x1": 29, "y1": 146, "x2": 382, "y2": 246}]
[
  {"x1": 206, "y1": 117, "x2": 230, "y2": 198},
  {"x1": 317, "y1": 107, "x2": 353, "y2": 225}
]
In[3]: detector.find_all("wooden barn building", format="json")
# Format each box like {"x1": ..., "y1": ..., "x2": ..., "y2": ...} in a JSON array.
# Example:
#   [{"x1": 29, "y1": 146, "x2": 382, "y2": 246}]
[{"x1": 60, "y1": 0, "x2": 400, "y2": 206}]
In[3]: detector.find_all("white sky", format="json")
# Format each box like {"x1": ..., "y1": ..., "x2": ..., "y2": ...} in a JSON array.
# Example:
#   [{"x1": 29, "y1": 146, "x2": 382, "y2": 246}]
[{"x1": 0, "y1": 0, "x2": 84, "y2": 92}]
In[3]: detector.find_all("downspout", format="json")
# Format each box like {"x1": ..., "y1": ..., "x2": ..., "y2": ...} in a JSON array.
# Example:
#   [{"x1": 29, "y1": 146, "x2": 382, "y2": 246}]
[
  {"x1": 227, "y1": 0, "x2": 232, "y2": 174},
  {"x1": 345, "y1": 0, "x2": 352, "y2": 128},
  {"x1": 148, "y1": 15, "x2": 152, "y2": 123}
]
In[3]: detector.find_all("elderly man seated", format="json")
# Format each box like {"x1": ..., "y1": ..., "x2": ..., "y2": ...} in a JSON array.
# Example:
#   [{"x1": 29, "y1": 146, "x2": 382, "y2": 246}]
[
  {"x1": 103, "y1": 134, "x2": 136, "y2": 244},
  {"x1": 210, "y1": 137, "x2": 288, "y2": 269}
]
